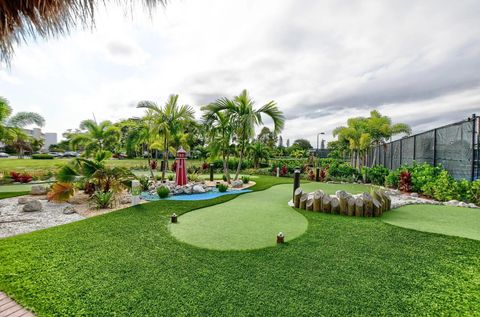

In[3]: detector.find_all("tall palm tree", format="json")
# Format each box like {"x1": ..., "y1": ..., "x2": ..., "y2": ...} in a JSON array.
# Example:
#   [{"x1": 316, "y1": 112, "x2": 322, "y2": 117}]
[
  {"x1": 70, "y1": 120, "x2": 120, "y2": 157},
  {"x1": 333, "y1": 117, "x2": 371, "y2": 169},
  {"x1": 1, "y1": 96, "x2": 45, "y2": 157},
  {"x1": 137, "y1": 95, "x2": 195, "y2": 182},
  {"x1": 208, "y1": 90, "x2": 285, "y2": 180},
  {"x1": 201, "y1": 104, "x2": 235, "y2": 183},
  {"x1": 365, "y1": 110, "x2": 411, "y2": 166}
]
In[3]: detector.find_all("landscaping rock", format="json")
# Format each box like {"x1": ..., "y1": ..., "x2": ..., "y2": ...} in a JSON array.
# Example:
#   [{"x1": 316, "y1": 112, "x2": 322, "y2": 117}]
[
  {"x1": 18, "y1": 197, "x2": 31, "y2": 204},
  {"x1": 120, "y1": 193, "x2": 132, "y2": 204},
  {"x1": 444, "y1": 200, "x2": 460, "y2": 207},
  {"x1": 62, "y1": 205, "x2": 77, "y2": 214},
  {"x1": 22, "y1": 200, "x2": 43, "y2": 212},
  {"x1": 411, "y1": 192, "x2": 419, "y2": 198},
  {"x1": 192, "y1": 185, "x2": 206, "y2": 194},
  {"x1": 231, "y1": 180, "x2": 243, "y2": 188},
  {"x1": 468, "y1": 203, "x2": 478, "y2": 208},
  {"x1": 31, "y1": 185, "x2": 48, "y2": 195}
]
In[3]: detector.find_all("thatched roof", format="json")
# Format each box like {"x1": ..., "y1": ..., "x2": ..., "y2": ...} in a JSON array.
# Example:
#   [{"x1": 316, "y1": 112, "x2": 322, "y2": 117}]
[{"x1": 0, "y1": 0, "x2": 165, "y2": 64}]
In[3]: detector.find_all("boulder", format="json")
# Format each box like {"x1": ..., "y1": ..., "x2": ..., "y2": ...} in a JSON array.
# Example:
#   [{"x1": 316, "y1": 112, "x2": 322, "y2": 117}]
[
  {"x1": 410, "y1": 192, "x2": 419, "y2": 198},
  {"x1": 192, "y1": 185, "x2": 206, "y2": 194},
  {"x1": 120, "y1": 193, "x2": 132, "y2": 204},
  {"x1": 231, "y1": 180, "x2": 243, "y2": 188},
  {"x1": 62, "y1": 205, "x2": 77, "y2": 214},
  {"x1": 18, "y1": 197, "x2": 31, "y2": 204},
  {"x1": 31, "y1": 185, "x2": 48, "y2": 195},
  {"x1": 444, "y1": 200, "x2": 460, "y2": 207},
  {"x1": 23, "y1": 200, "x2": 43, "y2": 212}
]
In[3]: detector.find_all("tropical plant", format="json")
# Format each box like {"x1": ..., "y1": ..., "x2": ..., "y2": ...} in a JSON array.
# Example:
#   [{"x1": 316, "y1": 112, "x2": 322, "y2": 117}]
[
  {"x1": 218, "y1": 183, "x2": 228, "y2": 192},
  {"x1": 333, "y1": 117, "x2": 371, "y2": 169},
  {"x1": 247, "y1": 142, "x2": 270, "y2": 169},
  {"x1": 206, "y1": 90, "x2": 285, "y2": 180},
  {"x1": 156, "y1": 186, "x2": 170, "y2": 198},
  {"x1": 70, "y1": 120, "x2": 120, "y2": 156},
  {"x1": 137, "y1": 95, "x2": 195, "y2": 182},
  {"x1": 47, "y1": 182, "x2": 75, "y2": 202},
  {"x1": 398, "y1": 170, "x2": 412, "y2": 192},
  {"x1": 241, "y1": 176, "x2": 250, "y2": 184},
  {"x1": 91, "y1": 190, "x2": 114, "y2": 209}
]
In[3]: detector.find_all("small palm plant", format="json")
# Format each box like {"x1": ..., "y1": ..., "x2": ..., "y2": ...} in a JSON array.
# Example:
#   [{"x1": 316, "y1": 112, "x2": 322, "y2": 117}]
[{"x1": 91, "y1": 191, "x2": 114, "y2": 209}]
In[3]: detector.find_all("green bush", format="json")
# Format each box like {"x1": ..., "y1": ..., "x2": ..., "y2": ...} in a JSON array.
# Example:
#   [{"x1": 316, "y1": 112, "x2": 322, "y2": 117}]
[
  {"x1": 167, "y1": 174, "x2": 174, "y2": 181},
  {"x1": 470, "y1": 180, "x2": 480, "y2": 204},
  {"x1": 156, "y1": 186, "x2": 170, "y2": 198},
  {"x1": 91, "y1": 191, "x2": 114, "y2": 209},
  {"x1": 242, "y1": 176, "x2": 250, "y2": 184},
  {"x1": 361, "y1": 165, "x2": 389, "y2": 185},
  {"x1": 408, "y1": 162, "x2": 442, "y2": 193},
  {"x1": 138, "y1": 176, "x2": 149, "y2": 191},
  {"x1": 222, "y1": 174, "x2": 228, "y2": 182},
  {"x1": 385, "y1": 169, "x2": 400, "y2": 188},
  {"x1": 32, "y1": 154, "x2": 54, "y2": 160},
  {"x1": 269, "y1": 158, "x2": 308, "y2": 174},
  {"x1": 421, "y1": 170, "x2": 457, "y2": 201},
  {"x1": 218, "y1": 183, "x2": 228, "y2": 192},
  {"x1": 209, "y1": 158, "x2": 253, "y2": 170},
  {"x1": 327, "y1": 161, "x2": 359, "y2": 181}
]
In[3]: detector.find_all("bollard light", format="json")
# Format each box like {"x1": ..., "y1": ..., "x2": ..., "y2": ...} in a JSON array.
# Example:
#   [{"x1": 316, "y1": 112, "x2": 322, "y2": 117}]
[
  {"x1": 277, "y1": 232, "x2": 285, "y2": 244},
  {"x1": 171, "y1": 213, "x2": 177, "y2": 223}
]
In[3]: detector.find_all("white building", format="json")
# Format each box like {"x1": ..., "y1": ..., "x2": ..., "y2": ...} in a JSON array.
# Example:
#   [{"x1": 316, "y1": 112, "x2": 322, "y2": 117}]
[{"x1": 23, "y1": 128, "x2": 58, "y2": 152}]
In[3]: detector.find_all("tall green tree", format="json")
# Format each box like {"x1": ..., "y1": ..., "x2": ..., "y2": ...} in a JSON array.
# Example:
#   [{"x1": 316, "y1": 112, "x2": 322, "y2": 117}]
[
  {"x1": 208, "y1": 90, "x2": 285, "y2": 180},
  {"x1": 201, "y1": 103, "x2": 235, "y2": 183},
  {"x1": 365, "y1": 110, "x2": 411, "y2": 166},
  {"x1": 137, "y1": 95, "x2": 195, "y2": 182},
  {"x1": 247, "y1": 142, "x2": 270, "y2": 168},
  {"x1": 333, "y1": 117, "x2": 371, "y2": 169},
  {"x1": 70, "y1": 120, "x2": 120, "y2": 157}
]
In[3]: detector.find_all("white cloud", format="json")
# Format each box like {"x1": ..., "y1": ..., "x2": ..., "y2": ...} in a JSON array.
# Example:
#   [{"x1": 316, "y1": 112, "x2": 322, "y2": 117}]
[{"x1": 0, "y1": 0, "x2": 479, "y2": 145}]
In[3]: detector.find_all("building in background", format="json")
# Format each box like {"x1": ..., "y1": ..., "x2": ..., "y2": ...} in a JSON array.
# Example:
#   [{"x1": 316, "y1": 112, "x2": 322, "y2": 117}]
[{"x1": 22, "y1": 128, "x2": 58, "y2": 152}]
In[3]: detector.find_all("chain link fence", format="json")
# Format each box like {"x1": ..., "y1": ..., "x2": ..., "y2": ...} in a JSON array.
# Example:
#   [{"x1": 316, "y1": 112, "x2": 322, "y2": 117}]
[{"x1": 366, "y1": 114, "x2": 479, "y2": 180}]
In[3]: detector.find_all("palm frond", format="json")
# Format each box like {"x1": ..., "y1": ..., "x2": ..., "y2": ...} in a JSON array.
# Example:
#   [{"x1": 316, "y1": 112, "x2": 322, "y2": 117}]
[{"x1": 7, "y1": 111, "x2": 45, "y2": 127}]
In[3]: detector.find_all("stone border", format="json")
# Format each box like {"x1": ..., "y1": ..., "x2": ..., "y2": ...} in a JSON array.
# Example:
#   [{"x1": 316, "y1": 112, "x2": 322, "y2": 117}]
[{"x1": 0, "y1": 292, "x2": 35, "y2": 316}]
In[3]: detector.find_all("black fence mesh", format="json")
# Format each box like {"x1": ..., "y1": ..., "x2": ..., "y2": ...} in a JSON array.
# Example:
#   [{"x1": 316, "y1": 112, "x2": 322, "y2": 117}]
[{"x1": 367, "y1": 115, "x2": 479, "y2": 180}]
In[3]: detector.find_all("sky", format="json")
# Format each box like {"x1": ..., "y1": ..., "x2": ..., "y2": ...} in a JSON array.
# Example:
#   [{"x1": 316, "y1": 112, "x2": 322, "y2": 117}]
[{"x1": 0, "y1": 0, "x2": 479, "y2": 146}]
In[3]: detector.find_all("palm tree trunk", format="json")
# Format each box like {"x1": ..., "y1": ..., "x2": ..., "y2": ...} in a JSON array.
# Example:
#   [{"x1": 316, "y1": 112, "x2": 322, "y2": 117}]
[
  {"x1": 223, "y1": 153, "x2": 231, "y2": 184},
  {"x1": 162, "y1": 136, "x2": 168, "y2": 182}
]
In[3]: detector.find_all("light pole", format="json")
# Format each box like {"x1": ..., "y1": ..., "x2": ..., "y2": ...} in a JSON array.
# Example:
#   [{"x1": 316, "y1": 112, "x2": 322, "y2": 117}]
[{"x1": 316, "y1": 132, "x2": 325, "y2": 154}]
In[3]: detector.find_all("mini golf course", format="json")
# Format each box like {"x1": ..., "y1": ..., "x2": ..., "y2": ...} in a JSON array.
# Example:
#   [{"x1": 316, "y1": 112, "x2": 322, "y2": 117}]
[
  {"x1": 169, "y1": 182, "x2": 371, "y2": 250},
  {"x1": 382, "y1": 204, "x2": 480, "y2": 241}
]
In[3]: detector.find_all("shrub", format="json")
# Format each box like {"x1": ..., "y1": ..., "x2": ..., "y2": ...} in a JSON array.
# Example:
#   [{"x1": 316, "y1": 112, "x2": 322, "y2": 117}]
[
  {"x1": 91, "y1": 190, "x2": 114, "y2": 208},
  {"x1": 156, "y1": 186, "x2": 170, "y2": 198},
  {"x1": 241, "y1": 176, "x2": 250, "y2": 184},
  {"x1": 408, "y1": 162, "x2": 442, "y2": 193},
  {"x1": 422, "y1": 170, "x2": 456, "y2": 201},
  {"x1": 202, "y1": 162, "x2": 210, "y2": 170},
  {"x1": 138, "y1": 176, "x2": 149, "y2": 191},
  {"x1": 188, "y1": 172, "x2": 202, "y2": 182},
  {"x1": 222, "y1": 174, "x2": 227, "y2": 182},
  {"x1": 209, "y1": 158, "x2": 253, "y2": 170},
  {"x1": 218, "y1": 183, "x2": 228, "y2": 192},
  {"x1": 398, "y1": 170, "x2": 412, "y2": 192},
  {"x1": 455, "y1": 179, "x2": 472, "y2": 202},
  {"x1": 171, "y1": 161, "x2": 177, "y2": 172},
  {"x1": 32, "y1": 154, "x2": 54, "y2": 159},
  {"x1": 327, "y1": 161, "x2": 359, "y2": 181},
  {"x1": 319, "y1": 168, "x2": 327, "y2": 182},
  {"x1": 167, "y1": 174, "x2": 174, "y2": 181},
  {"x1": 385, "y1": 170, "x2": 400, "y2": 188},
  {"x1": 150, "y1": 160, "x2": 157, "y2": 170},
  {"x1": 362, "y1": 165, "x2": 389, "y2": 185},
  {"x1": 10, "y1": 171, "x2": 33, "y2": 183},
  {"x1": 471, "y1": 180, "x2": 480, "y2": 205}
]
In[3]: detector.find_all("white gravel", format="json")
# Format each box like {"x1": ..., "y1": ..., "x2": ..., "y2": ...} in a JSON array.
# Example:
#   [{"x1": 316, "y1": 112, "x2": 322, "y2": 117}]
[{"x1": 0, "y1": 197, "x2": 85, "y2": 238}]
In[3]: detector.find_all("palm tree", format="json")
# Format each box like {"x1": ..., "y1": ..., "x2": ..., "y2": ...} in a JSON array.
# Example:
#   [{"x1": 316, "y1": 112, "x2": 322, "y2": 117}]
[
  {"x1": 201, "y1": 104, "x2": 235, "y2": 183},
  {"x1": 333, "y1": 117, "x2": 371, "y2": 169},
  {"x1": 208, "y1": 90, "x2": 285, "y2": 180},
  {"x1": 247, "y1": 142, "x2": 270, "y2": 169},
  {"x1": 70, "y1": 120, "x2": 120, "y2": 157},
  {"x1": 365, "y1": 110, "x2": 411, "y2": 166},
  {"x1": 137, "y1": 95, "x2": 195, "y2": 182},
  {"x1": 0, "y1": 96, "x2": 45, "y2": 157}
]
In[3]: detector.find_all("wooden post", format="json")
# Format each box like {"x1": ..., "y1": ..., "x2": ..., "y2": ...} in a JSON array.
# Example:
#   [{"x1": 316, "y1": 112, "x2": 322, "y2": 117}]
[
  {"x1": 331, "y1": 197, "x2": 340, "y2": 214},
  {"x1": 336, "y1": 190, "x2": 349, "y2": 215},
  {"x1": 315, "y1": 167, "x2": 320, "y2": 182},
  {"x1": 300, "y1": 193, "x2": 308, "y2": 210},
  {"x1": 209, "y1": 164, "x2": 214, "y2": 181},
  {"x1": 347, "y1": 196, "x2": 356, "y2": 216},
  {"x1": 293, "y1": 169, "x2": 301, "y2": 200},
  {"x1": 322, "y1": 195, "x2": 332, "y2": 213},
  {"x1": 294, "y1": 188, "x2": 303, "y2": 208},
  {"x1": 362, "y1": 193, "x2": 373, "y2": 217},
  {"x1": 306, "y1": 198, "x2": 314, "y2": 211},
  {"x1": 373, "y1": 199, "x2": 382, "y2": 217},
  {"x1": 313, "y1": 190, "x2": 324, "y2": 212},
  {"x1": 355, "y1": 198, "x2": 364, "y2": 217}
]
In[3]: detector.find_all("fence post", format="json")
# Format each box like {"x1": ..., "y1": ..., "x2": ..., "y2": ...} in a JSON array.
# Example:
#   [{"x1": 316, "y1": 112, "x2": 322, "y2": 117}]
[
  {"x1": 413, "y1": 135, "x2": 416, "y2": 162},
  {"x1": 399, "y1": 140, "x2": 403, "y2": 166},
  {"x1": 293, "y1": 168, "x2": 301, "y2": 200},
  {"x1": 472, "y1": 114, "x2": 477, "y2": 181},
  {"x1": 390, "y1": 144, "x2": 393, "y2": 169},
  {"x1": 433, "y1": 128, "x2": 437, "y2": 166}
]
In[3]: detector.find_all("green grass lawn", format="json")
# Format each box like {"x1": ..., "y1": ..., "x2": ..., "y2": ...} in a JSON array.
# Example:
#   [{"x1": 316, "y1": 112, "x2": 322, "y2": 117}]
[
  {"x1": 170, "y1": 182, "x2": 370, "y2": 250},
  {"x1": 0, "y1": 191, "x2": 29, "y2": 199},
  {"x1": 1, "y1": 176, "x2": 479, "y2": 316},
  {"x1": 382, "y1": 204, "x2": 480, "y2": 241}
]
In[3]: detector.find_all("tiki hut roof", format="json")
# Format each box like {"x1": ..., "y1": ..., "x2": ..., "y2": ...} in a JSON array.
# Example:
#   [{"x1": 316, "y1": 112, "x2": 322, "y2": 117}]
[{"x1": 0, "y1": 0, "x2": 164, "y2": 64}]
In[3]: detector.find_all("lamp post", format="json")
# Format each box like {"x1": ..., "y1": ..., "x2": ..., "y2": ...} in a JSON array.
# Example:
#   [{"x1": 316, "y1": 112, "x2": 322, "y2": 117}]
[{"x1": 316, "y1": 132, "x2": 325, "y2": 155}]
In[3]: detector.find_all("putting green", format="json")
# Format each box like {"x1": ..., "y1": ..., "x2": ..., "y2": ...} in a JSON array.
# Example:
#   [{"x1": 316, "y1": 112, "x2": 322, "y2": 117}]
[
  {"x1": 169, "y1": 182, "x2": 370, "y2": 250},
  {"x1": 382, "y1": 204, "x2": 480, "y2": 241}
]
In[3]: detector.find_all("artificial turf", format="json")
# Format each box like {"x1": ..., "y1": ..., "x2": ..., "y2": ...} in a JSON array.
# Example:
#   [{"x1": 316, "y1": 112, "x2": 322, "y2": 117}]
[
  {"x1": 170, "y1": 182, "x2": 371, "y2": 250},
  {"x1": 0, "y1": 191, "x2": 29, "y2": 199},
  {"x1": 382, "y1": 204, "x2": 480, "y2": 241},
  {"x1": 0, "y1": 176, "x2": 479, "y2": 316}
]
